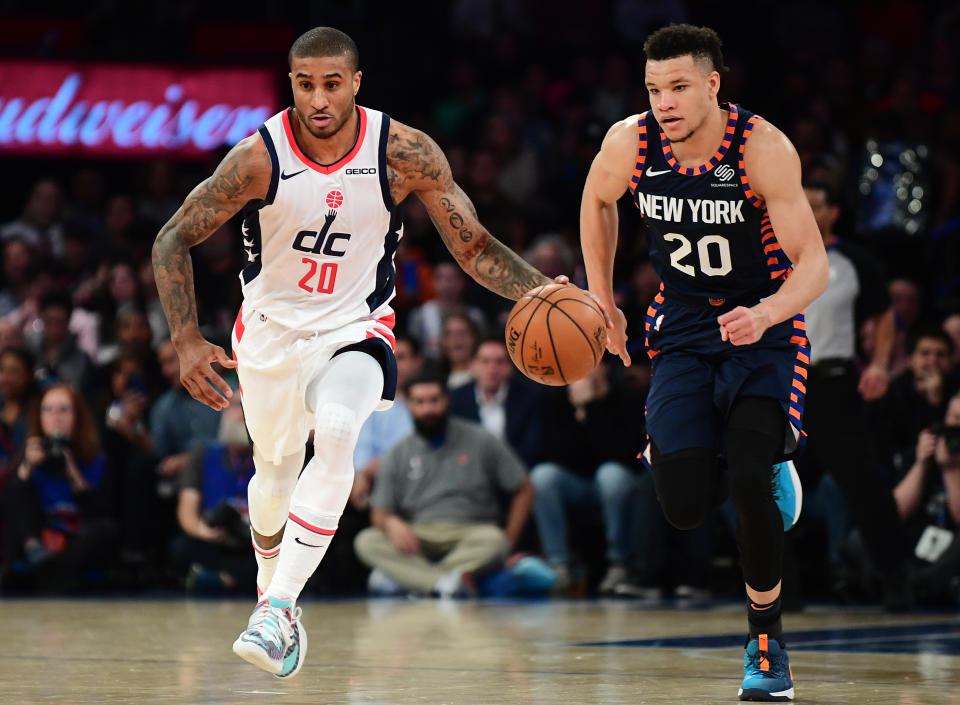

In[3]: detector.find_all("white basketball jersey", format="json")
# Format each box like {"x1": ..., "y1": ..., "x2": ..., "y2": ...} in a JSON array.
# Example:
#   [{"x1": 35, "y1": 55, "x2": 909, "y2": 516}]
[{"x1": 239, "y1": 106, "x2": 402, "y2": 336}]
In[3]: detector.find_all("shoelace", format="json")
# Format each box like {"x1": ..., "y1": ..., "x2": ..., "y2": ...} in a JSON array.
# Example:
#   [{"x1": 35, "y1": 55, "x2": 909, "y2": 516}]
[{"x1": 247, "y1": 603, "x2": 295, "y2": 647}]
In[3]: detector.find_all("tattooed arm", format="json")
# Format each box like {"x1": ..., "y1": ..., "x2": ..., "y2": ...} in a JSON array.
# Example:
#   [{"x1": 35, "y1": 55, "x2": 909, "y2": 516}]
[
  {"x1": 151, "y1": 134, "x2": 270, "y2": 409},
  {"x1": 386, "y1": 121, "x2": 551, "y2": 300}
]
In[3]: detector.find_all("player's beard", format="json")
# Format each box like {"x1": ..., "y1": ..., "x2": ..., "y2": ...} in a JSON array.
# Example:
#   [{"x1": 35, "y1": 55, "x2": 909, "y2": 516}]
[
  {"x1": 298, "y1": 106, "x2": 351, "y2": 139},
  {"x1": 414, "y1": 412, "x2": 448, "y2": 440}
]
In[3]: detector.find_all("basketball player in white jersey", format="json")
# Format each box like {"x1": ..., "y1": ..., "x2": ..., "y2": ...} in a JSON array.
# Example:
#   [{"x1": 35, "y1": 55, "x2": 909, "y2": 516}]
[{"x1": 152, "y1": 27, "x2": 574, "y2": 678}]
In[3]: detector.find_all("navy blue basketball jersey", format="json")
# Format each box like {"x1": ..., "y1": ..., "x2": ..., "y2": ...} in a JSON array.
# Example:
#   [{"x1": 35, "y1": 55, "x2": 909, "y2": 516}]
[{"x1": 629, "y1": 103, "x2": 791, "y2": 304}]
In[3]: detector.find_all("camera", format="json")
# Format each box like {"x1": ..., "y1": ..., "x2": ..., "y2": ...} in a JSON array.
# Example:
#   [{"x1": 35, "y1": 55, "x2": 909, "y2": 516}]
[
  {"x1": 929, "y1": 423, "x2": 960, "y2": 453},
  {"x1": 39, "y1": 434, "x2": 70, "y2": 476},
  {"x1": 41, "y1": 434, "x2": 69, "y2": 459}
]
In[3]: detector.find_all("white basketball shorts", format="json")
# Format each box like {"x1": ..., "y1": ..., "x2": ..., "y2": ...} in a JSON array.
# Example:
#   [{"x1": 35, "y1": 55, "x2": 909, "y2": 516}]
[{"x1": 231, "y1": 305, "x2": 396, "y2": 463}]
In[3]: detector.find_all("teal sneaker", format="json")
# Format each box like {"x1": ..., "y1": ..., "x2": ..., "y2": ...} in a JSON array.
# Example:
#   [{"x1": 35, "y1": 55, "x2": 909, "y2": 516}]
[
  {"x1": 772, "y1": 460, "x2": 802, "y2": 531},
  {"x1": 739, "y1": 634, "x2": 794, "y2": 701},
  {"x1": 232, "y1": 596, "x2": 305, "y2": 678}
]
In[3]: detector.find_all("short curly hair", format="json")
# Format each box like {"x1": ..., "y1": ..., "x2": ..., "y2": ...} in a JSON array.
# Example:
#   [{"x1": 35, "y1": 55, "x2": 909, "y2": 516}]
[
  {"x1": 288, "y1": 27, "x2": 359, "y2": 72},
  {"x1": 643, "y1": 24, "x2": 727, "y2": 74}
]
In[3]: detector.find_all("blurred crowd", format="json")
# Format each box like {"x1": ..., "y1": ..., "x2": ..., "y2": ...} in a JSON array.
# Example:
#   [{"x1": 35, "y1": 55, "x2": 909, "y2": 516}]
[{"x1": 0, "y1": 0, "x2": 959, "y2": 608}]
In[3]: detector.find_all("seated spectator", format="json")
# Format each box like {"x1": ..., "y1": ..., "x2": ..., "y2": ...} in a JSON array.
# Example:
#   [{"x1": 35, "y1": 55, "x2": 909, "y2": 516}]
[
  {"x1": 25, "y1": 290, "x2": 94, "y2": 394},
  {"x1": 150, "y1": 339, "x2": 221, "y2": 489},
  {"x1": 874, "y1": 327, "x2": 958, "y2": 469},
  {"x1": 895, "y1": 393, "x2": 960, "y2": 606},
  {"x1": 0, "y1": 178, "x2": 66, "y2": 260},
  {"x1": 438, "y1": 311, "x2": 481, "y2": 388},
  {"x1": 351, "y1": 336, "x2": 424, "y2": 510},
  {"x1": 407, "y1": 262, "x2": 487, "y2": 359},
  {"x1": 529, "y1": 362, "x2": 646, "y2": 595},
  {"x1": 1, "y1": 384, "x2": 119, "y2": 592},
  {"x1": 354, "y1": 372, "x2": 534, "y2": 597},
  {"x1": 0, "y1": 347, "x2": 39, "y2": 479},
  {"x1": 0, "y1": 238, "x2": 37, "y2": 322},
  {"x1": 168, "y1": 397, "x2": 257, "y2": 594},
  {"x1": 450, "y1": 335, "x2": 543, "y2": 468},
  {"x1": 96, "y1": 305, "x2": 154, "y2": 368}
]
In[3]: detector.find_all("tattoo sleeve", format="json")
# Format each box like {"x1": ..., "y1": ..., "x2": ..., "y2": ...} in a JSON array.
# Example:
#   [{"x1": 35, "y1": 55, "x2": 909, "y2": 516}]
[
  {"x1": 389, "y1": 127, "x2": 551, "y2": 300},
  {"x1": 152, "y1": 144, "x2": 257, "y2": 342}
]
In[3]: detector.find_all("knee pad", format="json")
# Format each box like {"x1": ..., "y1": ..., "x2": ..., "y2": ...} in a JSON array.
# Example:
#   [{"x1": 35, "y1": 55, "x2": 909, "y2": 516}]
[
  {"x1": 249, "y1": 447, "x2": 303, "y2": 536},
  {"x1": 314, "y1": 402, "x2": 360, "y2": 468},
  {"x1": 650, "y1": 445, "x2": 718, "y2": 530}
]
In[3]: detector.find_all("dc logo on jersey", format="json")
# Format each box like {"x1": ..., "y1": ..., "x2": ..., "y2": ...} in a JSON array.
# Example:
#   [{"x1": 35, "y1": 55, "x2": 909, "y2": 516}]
[
  {"x1": 325, "y1": 190, "x2": 344, "y2": 208},
  {"x1": 715, "y1": 164, "x2": 735, "y2": 182}
]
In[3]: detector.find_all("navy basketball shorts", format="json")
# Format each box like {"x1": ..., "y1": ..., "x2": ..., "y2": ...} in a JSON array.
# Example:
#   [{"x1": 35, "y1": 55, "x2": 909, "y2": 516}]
[{"x1": 643, "y1": 295, "x2": 809, "y2": 462}]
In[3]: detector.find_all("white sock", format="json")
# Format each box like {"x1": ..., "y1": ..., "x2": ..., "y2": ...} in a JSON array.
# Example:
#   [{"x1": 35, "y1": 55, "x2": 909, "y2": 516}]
[{"x1": 251, "y1": 531, "x2": 280, "y2": 599}]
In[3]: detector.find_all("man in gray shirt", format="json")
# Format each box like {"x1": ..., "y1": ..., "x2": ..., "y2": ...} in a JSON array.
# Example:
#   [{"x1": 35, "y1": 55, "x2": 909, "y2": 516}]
[{"x1": 354, "y1": 371, "x2": 534, "y2": 597}]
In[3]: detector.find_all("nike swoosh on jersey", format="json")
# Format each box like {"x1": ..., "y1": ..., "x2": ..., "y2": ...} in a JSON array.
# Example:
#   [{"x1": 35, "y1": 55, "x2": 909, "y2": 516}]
[
  {"x1": 280, "y1": 168, "x2": 307, "y2": 180},
  {"x1": 645, "y1": 167, "x2": 672, "y2": 177},
  {"x1": 294, "y1": 537, "x2": 321, "y2": 548}
]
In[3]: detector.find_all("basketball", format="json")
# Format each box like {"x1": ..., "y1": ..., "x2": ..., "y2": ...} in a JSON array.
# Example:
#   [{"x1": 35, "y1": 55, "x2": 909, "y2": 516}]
[{"x1": 505, "y1": 283, "x2": 607, "y2": 386}]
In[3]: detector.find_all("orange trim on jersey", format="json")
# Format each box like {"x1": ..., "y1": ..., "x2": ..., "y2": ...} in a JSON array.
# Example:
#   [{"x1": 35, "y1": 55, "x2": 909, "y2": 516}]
[
  {"x1": 789, "y1": 406, "x2": 802, "y2": 420},
  {"x1": 790, "y1": 392, "x2": 799, "y2": 403},
  {"x1": 660, "y1": 103, "x2": 738, "y2": 176},
  {"x1": 281, "y1": 106, "x2": 368, "y2": 175},
  {"x1": 794, "y1": 319, "x2": 807, "y2": 331},
  {"x1": 738, "y1": 114, "x2": 764, "y2": 208},
  {"x1": 792, "y1": 380, "x2": 807, "y2": 395},
  {"x1": 794, "y1": 364, "x2": 807, "y2": 379},
  {"x1": 629, "y1": 112, "x2": 649, "y2": 197}
]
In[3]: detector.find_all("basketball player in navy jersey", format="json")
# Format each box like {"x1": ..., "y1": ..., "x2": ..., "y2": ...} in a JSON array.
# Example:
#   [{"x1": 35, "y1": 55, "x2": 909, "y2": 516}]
[
  {"x1": 152, "y1": 28, "x2": 569, "y2": 678},
  {"x1": 580, "y1": 25, "x2": 828, "y2": 701}
]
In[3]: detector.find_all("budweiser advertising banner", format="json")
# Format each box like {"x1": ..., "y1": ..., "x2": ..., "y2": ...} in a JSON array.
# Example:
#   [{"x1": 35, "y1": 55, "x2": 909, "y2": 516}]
[{"x1": 0, "y1": 61, "x2": 280, "y2": 159}]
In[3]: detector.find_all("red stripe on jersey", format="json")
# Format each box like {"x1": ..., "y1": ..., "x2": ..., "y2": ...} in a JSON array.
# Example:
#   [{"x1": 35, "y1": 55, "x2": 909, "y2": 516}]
[{"x1": 282, "y1": 107, "x2": 368, "y2": 175}]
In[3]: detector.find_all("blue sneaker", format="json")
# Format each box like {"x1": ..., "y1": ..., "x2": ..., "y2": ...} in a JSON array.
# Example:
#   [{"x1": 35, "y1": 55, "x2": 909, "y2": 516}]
[
  {"x1": 739, "y1": 634, "x2": 794, "y2": 701},
  {"x1": 772, "y1": 460, "x2": 802, "y2": 531},
  {"x1": 232, "y1": 596, "x2": 306, "y2": 678}
]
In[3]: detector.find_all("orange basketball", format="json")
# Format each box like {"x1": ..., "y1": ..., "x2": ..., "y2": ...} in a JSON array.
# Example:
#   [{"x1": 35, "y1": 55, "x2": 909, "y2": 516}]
[{"x1": 505, "y1": 283, "x2": 607, "y2": 386}]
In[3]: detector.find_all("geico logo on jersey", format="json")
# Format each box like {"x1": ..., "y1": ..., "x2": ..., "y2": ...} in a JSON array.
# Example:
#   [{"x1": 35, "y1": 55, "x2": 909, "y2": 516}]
[
  {"x1": 637, "y1": 193, "x2": 745, "y2": 224},
  {"x1": 345, "y1": 167, "x2": 377, "y2": 175}
]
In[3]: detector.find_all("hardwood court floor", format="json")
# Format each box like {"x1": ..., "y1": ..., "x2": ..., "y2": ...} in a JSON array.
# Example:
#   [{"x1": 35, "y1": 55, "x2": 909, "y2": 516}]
[{"x1": 1, "y1": 597, "x2": 958, "y2": 704}]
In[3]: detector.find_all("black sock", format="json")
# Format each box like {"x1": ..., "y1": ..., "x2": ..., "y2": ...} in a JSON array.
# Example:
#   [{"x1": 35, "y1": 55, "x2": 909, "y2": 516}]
[{"x1": 747, "y1": 596, "x2": 783, "y2": 645}]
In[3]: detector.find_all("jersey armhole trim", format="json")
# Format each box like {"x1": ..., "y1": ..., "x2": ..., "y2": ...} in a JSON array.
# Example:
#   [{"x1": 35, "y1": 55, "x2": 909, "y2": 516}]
[
  {"x1": 257, "y1": 125, "x2": 280, "y2": 206},
  {"x1": 378, "y1": 114, "x2": 395, "y2": 212},
  {"x1": 738, "y1": 114, "x2": 764, "y2": 209},
  {"x1": 629, "y1": 112, "x2": 648, "y2": 197}
]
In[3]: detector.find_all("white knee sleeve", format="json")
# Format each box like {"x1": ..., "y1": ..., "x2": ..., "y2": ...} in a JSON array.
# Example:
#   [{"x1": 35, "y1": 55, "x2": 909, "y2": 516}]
[{"x1": 248, "y1": 445, "x2": 304, "y2": 536}]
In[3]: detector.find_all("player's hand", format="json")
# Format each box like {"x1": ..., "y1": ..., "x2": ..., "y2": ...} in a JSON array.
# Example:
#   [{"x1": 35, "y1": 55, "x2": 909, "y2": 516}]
[
  {"x1": 718, "y1": 306, "x2": 770, "y2": 346},
  {"x1": 174, "y1": 331, "x2": 237, "y2": 411},
  {"x1": 596, "y1": 302, "x2": 630, "y2": 367},
  {"x1": 858, "y1": 364, "x2": 889, "y2": 401},
  {"x1": 385, "y1": 516, "x2": 420, "y2": 555}
]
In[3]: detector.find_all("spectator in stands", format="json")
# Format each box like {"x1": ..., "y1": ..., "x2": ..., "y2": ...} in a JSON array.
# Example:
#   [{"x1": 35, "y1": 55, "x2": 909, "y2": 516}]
[
  {"x1": 886, "y1": 278, "x2": 922, "y2": 379},
  {"x1": 1, "y1": 383, "x2": 119, "y2": 592},
  {"x1": 799, "y1": 179, "x2": 906, "y2": 608},
  {"x1": 354, "y1": 372, "x2": 534, "y2": 597},
  {"x1": 150, "y1": 338, "x2": 221, "y2": 487},
  {"x1": 168, "y1": 397, "x2": 256, "y2": 594},
  {"x1": 0, "y1": 238, "x2": 37, "y2": 321},
  {"x1": 450, "y1": 335, "x2": 543, "y2": 468},
  {"x1": 96, "y1": 305, "x2": 154, "y2": 367},
  {"x1": 895, "y1": 393, "x2": 960, "y2": 606},
  {"x1": 0, "y1": 347, "x2": 39, "y2": 479},
  {"x1": 529, "y1": 363, "x2": 646, "y2": 596},
  {"x1": 351, "y1": 336, "x2": 423, "y2": 510},
  {"x1": 0, "y1": 178, "x2": 66, "y2": 260},
  {"x1": 525, "y1": 234, "x2": 576, "y2": 281},
  {"x1": 407, "y1": 262, "x2": 487, "y2": 359},
  {"x1": 438, "y1": 311, "x2": 481, "y2": 388},
  {"x1": 875, "y1": 328, "x2": 958, "y2": 472},
  {"x1": 25, "y1": 290, "x2": 93, "y2": 394}
]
